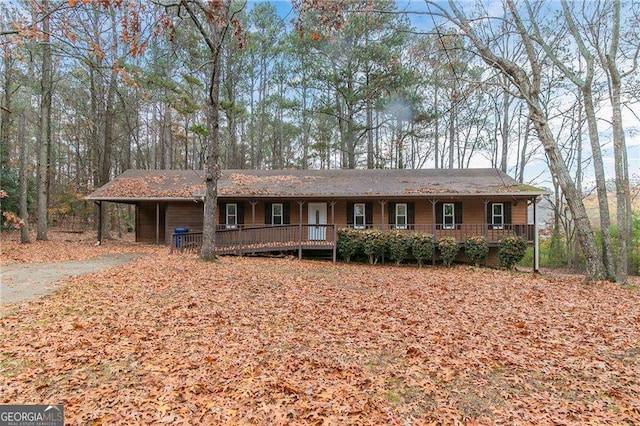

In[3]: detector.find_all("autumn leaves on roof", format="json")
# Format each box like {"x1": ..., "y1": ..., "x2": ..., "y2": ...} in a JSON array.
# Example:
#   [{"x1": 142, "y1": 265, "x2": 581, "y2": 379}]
[{"x1": 86, "y1": 168, "x2": 548, "y2": 202}]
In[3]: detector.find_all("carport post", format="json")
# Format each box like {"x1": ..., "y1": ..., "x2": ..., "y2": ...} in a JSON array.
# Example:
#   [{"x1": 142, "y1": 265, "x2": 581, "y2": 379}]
[
  {"x1": 250, "y1": 200, "x2": 257, "y2": 225},
  {"x1": 96, "y1": 201, "x2": 102, "y2": 245},
  {"x1": 156, "y1": 202, "x2": 160, "y2": 245}
]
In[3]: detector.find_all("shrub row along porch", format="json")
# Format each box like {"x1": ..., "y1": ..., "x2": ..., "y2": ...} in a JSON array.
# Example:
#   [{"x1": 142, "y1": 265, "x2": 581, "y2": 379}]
[{"x1": 86, "y1": 168, "x2": 549, "y2": 268}]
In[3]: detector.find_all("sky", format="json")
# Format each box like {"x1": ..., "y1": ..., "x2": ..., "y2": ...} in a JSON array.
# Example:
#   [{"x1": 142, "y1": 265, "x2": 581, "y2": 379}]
[{"x1": 240, "y1": 0, "x2": 639, "y2": 190}]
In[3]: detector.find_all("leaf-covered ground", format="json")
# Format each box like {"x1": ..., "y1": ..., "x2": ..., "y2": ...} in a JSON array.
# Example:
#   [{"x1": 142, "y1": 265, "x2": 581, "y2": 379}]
[
  {"x1": 1, "y1": 230, "x2": 157, "y2": 265},
  {"x1": 1, "y1": 246, "x2": 640, "y2": 424}
]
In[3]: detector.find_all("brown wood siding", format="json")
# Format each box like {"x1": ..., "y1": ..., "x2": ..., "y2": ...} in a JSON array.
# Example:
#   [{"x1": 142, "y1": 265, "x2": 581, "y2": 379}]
[
  {"x1": 463, "y1": 199, "x2": 485, "y2": 224},
  {"x1": 414, "y1": 201, "x2": 433, "y2": 224},
  {"x1": 136, "y1": 202, "x2": 166, "y2": 244},
  {"x1": 511, "y1": 200, "x2": 528, "y2": 224},
  {"x1": 325, "y1": 198, "x2": 528, "y2": 226},
  {"x1": 165, "y1": 202, "x2": 204, "y2": 244}
]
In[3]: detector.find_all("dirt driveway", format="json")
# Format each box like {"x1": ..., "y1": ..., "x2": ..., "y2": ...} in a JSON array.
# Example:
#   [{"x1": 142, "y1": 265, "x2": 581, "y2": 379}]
[{"x1": 0, "y1": 253, "x2": 141, "y2": 314}]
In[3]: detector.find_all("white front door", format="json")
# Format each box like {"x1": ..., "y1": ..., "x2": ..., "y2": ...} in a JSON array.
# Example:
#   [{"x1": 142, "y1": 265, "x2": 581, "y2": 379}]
[{"x1": 308, "y1": 202, "x2": 327, "y2": 240}]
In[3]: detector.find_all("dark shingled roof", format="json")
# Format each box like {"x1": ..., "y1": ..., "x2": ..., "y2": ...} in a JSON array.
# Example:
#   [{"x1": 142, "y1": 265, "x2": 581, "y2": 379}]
[{"x1": 86, "y1": 168, "x2": 549, "y2": 202}]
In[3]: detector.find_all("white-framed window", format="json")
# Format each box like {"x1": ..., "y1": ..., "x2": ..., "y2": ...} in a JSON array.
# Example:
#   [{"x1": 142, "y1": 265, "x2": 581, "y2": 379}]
[
  {"x1": 226, "y1": 203, "x2": 237, "y2": 229},
  {"x1": 354, "y1": 203, "x2": 366, "y2": 229},
  {"x1": 492, "y1": 203, "x2": 504, "y2": 229},
  {"x1": 395, "y1": 203, "x2": 407, "y2": 229},
  {"x1": 443, "y1": 203, "x2": 455, "y2": 229},
  {"x1": 272, "y1": 203, "x2": 283, "y2": 225}
]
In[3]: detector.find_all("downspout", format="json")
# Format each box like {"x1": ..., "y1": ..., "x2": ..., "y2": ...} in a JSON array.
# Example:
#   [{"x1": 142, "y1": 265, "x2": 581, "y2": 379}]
[{"x1": 533, "y1": 197, "x2": 540, "y2": 274}]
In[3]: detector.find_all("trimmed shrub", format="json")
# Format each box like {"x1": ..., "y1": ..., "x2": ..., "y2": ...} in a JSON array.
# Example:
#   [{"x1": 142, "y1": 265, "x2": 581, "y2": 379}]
[
  {"x1": 411, "y1": 233, "x2": 435, "y2": 267},
  {"x1": 499, "y1": 235, "x2": 527, "y2": 269},
  {"x1": 465, "y1": 235, "x2": 489, "y2": 266},
  {"x1": 438, "y1": 236, "x2": 459, "y2": 267},
  {"x1": 337, "y1": 228, "x2": 361, "y2": 263},
  {"x1": 361, "y1": 229, "x2": 386, "y2": 264},
  {"x1": 387, "y1": 230, "x2": 412, "y2": 266}
]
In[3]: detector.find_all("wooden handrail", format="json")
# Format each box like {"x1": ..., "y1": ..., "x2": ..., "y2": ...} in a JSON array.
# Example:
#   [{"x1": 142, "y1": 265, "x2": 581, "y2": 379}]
[{"x1": 170, "y1": 223, "x2": 535, "y2": 255}]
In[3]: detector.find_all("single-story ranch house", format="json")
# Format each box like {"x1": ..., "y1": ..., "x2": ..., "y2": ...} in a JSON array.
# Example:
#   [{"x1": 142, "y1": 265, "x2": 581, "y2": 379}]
[{"x1": 87, "y1": 168, "x2": 549, "y2": 267}]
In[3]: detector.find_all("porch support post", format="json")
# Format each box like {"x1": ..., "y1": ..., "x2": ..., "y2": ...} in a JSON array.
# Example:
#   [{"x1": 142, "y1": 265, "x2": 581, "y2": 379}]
[
  {"x1": 297, "y1": 201, "x2": 305, "y2": 260},
  {"x1": 250, "y1": 200, "x2": 257, "y2": 225},
  {"x1": 329, "y1": 201, "x2": 336, "y2": 225},
  {"x1": 156, "y1": 202, "x2": 160, "y2": 245},
  {"x1": 482, "y1": 199, "x2": 490, "y2": 265},
  {"x1": 378, "y1": 200, "x2": 387, "y2": 231},
  {"x1": 533, "y1": 197, "x2": 540, "y2": 273},
  {"x1": 482, "y1": 199, "x2": 489, "y2": 238},
  {"x1": 329, "y1": 201, "x2": 338, "y2": 264},
  {"x1": 96, "y1": 201, "x2": 103, "y2": 245},
  {"x1": 430, "y1": 199, "x2": 438, "y2": 266}
]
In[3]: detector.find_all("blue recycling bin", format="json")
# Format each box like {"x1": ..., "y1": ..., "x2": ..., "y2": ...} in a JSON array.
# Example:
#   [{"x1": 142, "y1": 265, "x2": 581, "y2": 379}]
[{"x1": 174, "y1": 228, "x2": 189, "y2": 248}]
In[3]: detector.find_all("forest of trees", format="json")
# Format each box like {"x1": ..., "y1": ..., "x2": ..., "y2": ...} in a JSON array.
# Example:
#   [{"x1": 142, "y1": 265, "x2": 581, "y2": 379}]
[{"x1": 0, "y1": 0, "x2": 638, "y2": 281}]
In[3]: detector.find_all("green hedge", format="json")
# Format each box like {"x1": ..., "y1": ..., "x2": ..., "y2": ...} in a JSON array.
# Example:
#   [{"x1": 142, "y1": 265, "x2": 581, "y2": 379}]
[
  {"x1": 499, "y1": 235, "x2": 527, "y2": 269},
  {"x1": 411, "y1": 233, "x2": 435, "y2": 267},
  {"x1": 361, "y1": 229, "x2": 386, "y2": 264},
  {"x1": 337, "y1": 228, "x2": 361, "y2": 263},
  {"x1": 438, "y1": 236, "x2": 459, "y2": 267},
  {"x1": 338, "y1": 228, "x2": 437, "y2": 266},
  {"x1": 465, "y1": 235, "x2": 488, "y2": 266},
  {"x1": 387, "y1": 230, "x2": 412, "y2": 265}
]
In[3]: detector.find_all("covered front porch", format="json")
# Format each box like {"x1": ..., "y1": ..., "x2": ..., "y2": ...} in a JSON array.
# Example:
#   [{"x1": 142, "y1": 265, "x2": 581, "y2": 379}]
[{"x1": 170, "y1": 221, "x2": 538, "y2": 266}]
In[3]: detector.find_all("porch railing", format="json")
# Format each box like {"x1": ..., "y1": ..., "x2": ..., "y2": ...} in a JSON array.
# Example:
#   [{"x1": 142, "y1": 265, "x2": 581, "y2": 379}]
[
  {"x1": 170, "y1": 223, "x2": 535, "y2": 256},
  {"x1": 171, "y1": 224, "x2": 337, "y2": 260}
]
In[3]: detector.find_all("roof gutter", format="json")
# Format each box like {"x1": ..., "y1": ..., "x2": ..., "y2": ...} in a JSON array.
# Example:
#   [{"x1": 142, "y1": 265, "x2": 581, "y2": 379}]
[{"x1": 86, "y1": 191, "x2": 550, "y2": 202}]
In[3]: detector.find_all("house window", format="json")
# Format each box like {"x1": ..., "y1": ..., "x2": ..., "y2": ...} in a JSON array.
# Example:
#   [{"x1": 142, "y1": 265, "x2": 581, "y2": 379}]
[
  {"x1": 354, "y1": 203, "x2": 366, "y2": 229},
  {"x1": 443, "y1": 203, "x2": 455, "y2": 229},
  {"x1": 395, "y1": 203, "x2": 407, "y2": 229},
  {"x1": 272, "y1": 203, "x2": 283, "y2": 225},
  {"x1": 226, "y1": 203, "x2": 237, "y2": 229},
  {"x1": 492, "y1": 203, "x2": 504, "y2": 229}
]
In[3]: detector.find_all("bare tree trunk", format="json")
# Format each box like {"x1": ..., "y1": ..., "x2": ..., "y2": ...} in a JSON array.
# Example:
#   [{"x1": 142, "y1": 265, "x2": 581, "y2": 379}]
[
  {"x1": 99, "y1": 11, "x2": 119, "y2": 240},
  {"x1": 346, "y1": 100, "x2": 356, "y2": 169},
  {"x1": 366, "y1": 103, "x2": 374, "y2": 169},
  {"x1": 161, "y1": 105, "x2": 172, "y2": 169},
  {"x1": 179, "y1": 0, "x2": 238, "y2": 261},
  {"x1": 529, "y1": 0, "x2": 616, "y2": 280},
  {"x1": 434, "y1": 89, "x2": 439, "y2": 169},
  {"x1": 183, "y1": 118, "x2": 189, "y2": 170},
  {"x1": 500, "y1": 82, "x2": 510, "y2": 173},
  {"x1": 0, "y1": 43, "x2": 12, "y2": 169},
  {"x1": 18, "y1": 111, "x2": 30, "y2": 244},
  {"x1": 301, "y1": 86, "x2": 310, "y2": 169},
  {"x1": 605, "y1": 0, "x2": 631, "y2": 283},
  {"x1": 201, "y1": 68, "x2": 221, "y2": 260},
  {"x1": 444, "y1": 0, "x2": 606, "y2": 281},
  {"x1": 518, "y1": 118, "x2": 529, "y2": 183},
  {"x1": 448, "y1": 98, "x2": 454, "y2": 169},
  {"x1": 37, "y1": 0, "x2": 52, "y2": 241}
]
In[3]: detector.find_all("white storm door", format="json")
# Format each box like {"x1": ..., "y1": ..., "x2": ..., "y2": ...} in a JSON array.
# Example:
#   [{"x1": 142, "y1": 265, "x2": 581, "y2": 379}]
[{"x1": 308, "y1": 202, "x2": 327, "y2": 240}]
